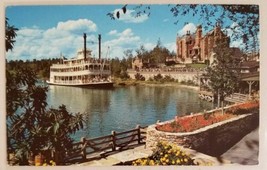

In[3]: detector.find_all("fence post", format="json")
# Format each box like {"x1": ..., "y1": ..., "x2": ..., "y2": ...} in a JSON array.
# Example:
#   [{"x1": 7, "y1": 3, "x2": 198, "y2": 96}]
[
  {"x1": 136, "y1": 125, "x2": 141, "y2": 144},
  {"x1": 111, "y1": 131, "x2": 116, "y2": 151},
  {"x1": 81, "y1": 137, "x2": 86, "y2": 161}
]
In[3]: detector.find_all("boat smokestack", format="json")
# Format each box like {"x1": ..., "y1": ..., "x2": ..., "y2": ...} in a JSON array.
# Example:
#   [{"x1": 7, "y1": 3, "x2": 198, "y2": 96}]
[
  {"x1": 83, "y1": 33, "x2": 87, "y2": 59},
  {"x1": 98, "y1": 34, "x2": 101, "y2": 59}
]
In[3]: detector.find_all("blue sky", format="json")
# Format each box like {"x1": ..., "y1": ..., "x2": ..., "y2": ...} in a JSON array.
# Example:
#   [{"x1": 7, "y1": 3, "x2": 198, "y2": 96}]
[{"x1": 6, "y1": 5, "x2": 241, "y2": 61}]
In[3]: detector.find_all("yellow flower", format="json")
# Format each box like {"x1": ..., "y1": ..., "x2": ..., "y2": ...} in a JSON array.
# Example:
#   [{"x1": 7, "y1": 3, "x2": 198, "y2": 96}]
[
  {"x1": 172, "y1": 160, "x2": 175, "y2": 164},
  {"x1": 149, "y1": 160, "x2": 155, "y2": 165},
  {"x1": 176, "y1": 159, "x2": 181, "y2": 164},
  {"x1": 184, "y1": 158, "x2": 188, "y2": 162},
  {"x1": 35, "y1": 163, "x2": 41, "y2": 166},
  {"x1": 160, "y1": 152, "x2": 163, "y2": 155},
  {"x1": 43, "y1": 163, "x2": 47, "y2": 166},
  {"x1": 166, "y1": 159, "x2": 169, "y2": 163},
  {"x1": 164, "y1": 154, "x2": 168, "y2": 158}
]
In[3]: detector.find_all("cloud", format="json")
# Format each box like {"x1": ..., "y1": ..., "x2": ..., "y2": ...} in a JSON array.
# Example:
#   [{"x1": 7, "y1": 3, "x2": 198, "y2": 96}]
[
  {"x1": 104, "y1": 28, "x2": 141, "y2": 58},
  {"x1": 6, "y1": 19, "x2": 98, "y2": 61},
  {"x1": 57, "y1": 19, "x2": 97, "y2": 33},
  {"x1": 178, "y1": 23, "x2": 197, "y2": 36},
  {"x1": 6, "y1": 20, "x2": 176, "y2": 61},
  {"x1": 108, "y1": 30, "x2": 118, "y2": 35},
  {"x1": 165, "y1": 43, "x2": 176, "y2": 53},
  {"x1": 113, "y1": 9, "x2": 148, "y2": 23}
]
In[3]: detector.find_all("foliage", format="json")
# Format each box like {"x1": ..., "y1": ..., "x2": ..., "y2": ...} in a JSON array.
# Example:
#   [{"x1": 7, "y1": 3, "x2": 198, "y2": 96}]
[
  {"x1": 135, "y1": 43, "x2": 173, "y2": 67},
  {"x1": 153, "y1": 73, "x2": 163, "y2": 82},
  {"x1": 5, "y1": 17, "x2": 18, "y2": 51},
  {"x1": 163, "y1": 75, "x2": 175, "y2": 82},
  {"x1": 6, "y1": 58, "x2": 62, "y2": 79},
  {"x1": 156, "y1": 101, "x2": 259, "y2": 133},
  {"x1": 108, "y1": 4, "x2": 259, "y2": 52},
  {"x1": 6, "y1": 64, "x2": 84, "y2": 165},
  {"x1": 132, "y1": 141, "x2": 196, "y2": 166},
  {"x1": 150, "y1": 74, "x2": 175, "y2": 83},
  {"x1": 180, "y1": 80, "x2": 197, "y2": 86},
  {"x1": 204, "y1": 40, "x2": 240, "y2": 107},
  {"x1": 135, "y1": 73, "x2": 145, "y2": 81}
]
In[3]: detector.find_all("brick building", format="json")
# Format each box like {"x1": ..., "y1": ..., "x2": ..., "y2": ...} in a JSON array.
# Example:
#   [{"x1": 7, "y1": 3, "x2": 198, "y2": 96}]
[{"x1": 176, "y1": 23, "x2": 230, "y2": 64}]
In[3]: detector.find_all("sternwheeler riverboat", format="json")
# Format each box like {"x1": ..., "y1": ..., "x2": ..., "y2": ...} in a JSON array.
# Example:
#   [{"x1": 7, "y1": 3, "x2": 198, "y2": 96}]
[{"x1": 47, "y1": 33, "x2": 113, "y2": 88}]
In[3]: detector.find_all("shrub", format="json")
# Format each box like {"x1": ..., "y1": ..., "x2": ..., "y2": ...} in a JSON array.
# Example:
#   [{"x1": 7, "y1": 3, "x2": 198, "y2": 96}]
[
  {"x1": 163, "y1": 75, "x2": 175, "y2": 82},
  {"x1": 132, "y1": 142, "x2": 196, "y2": 166},
  {"x1": 135, "y1": 73, "x2": 145, "y2": 81},
  {"x1": 153, "y1": 73, "x2": 163, "y2": 81}
]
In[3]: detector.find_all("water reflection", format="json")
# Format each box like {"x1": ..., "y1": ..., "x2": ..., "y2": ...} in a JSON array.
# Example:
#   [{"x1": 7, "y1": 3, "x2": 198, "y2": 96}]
[{"x1": 46, "y1": 85, "x2": 213, "y2": 141}]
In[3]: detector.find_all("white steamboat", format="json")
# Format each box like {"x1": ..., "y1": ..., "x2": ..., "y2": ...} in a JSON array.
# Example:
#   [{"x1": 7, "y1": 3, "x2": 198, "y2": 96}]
[{"x1": 47, "y1": 34, "x2": 113, "y2": 88}]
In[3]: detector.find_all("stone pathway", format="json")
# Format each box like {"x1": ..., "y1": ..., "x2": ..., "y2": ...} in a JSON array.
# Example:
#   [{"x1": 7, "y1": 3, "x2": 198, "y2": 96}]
[{"x1": 220, "y1": 127, "x2": 259, "y2": 165}]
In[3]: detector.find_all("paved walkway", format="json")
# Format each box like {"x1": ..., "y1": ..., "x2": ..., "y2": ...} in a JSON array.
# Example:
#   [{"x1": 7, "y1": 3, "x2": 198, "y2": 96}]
[
  {"x1": 77, "y1": 127, "x2": 259, "y2": 166},
  {"x1": 220, "y1": 127, "x2": 259, "y2": 165},
  {"x1": 77, "y1": 145, "x2": 153, "y2": 166},
  {"x1": 77, "y1": 145, "x2": 232, "y2": 166}
]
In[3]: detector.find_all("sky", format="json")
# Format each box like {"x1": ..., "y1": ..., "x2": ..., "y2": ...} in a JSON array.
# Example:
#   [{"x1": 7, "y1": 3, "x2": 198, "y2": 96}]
[{"x1": 5, "y1": 4, "x2": 244, "y2": 61}]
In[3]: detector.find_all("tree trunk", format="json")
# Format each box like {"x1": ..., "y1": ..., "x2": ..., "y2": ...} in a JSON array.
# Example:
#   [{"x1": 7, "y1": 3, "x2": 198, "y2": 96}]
[{"x1": 217, "y1": 89, "x2": 220, "y2": 108}]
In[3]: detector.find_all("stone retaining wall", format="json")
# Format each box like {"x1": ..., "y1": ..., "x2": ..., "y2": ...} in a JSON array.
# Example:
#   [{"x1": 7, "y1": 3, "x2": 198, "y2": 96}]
[
  {"x1": 128, "y1": 71, "x2": 199, "y2": 84},
  {"x1": 146, "y1": 111, "x2": 259, "y2": 156}
]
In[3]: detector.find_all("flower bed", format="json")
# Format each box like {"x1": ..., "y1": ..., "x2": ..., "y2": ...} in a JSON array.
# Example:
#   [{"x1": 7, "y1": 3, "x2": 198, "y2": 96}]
[
  {"x1": 156, "y1": 101, "x2": 259, "y2": 133},
  {"x1": 146, "y1": 101, "x2": 259, "y2": 156},
  {"x1": 157, "y1": 112, "x2": 236, "y2": 133},
  {"x1": 131, "y1": 141, "x2": 197, "y2": 166}
]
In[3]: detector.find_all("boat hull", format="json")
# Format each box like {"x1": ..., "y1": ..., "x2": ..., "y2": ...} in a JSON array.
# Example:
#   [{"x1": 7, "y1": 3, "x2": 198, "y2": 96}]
[{"x1": 46, "y1": 81, "x2": 114, "y2": 89}]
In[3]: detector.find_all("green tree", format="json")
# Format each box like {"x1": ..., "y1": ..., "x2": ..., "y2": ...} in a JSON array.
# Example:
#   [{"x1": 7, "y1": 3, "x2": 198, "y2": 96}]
[
  {"x1": 6, "y1": 19, "x2": 84, "y2": 165},
  {"x1": 204, "y1": 40, "x2": 240, "y2": 112},
  {"x1": 6, "y1": 65, "x2": 84, "y2": 165},
  {"x1": 5, "y1": 17, "x2": 18, "y2": 51},
  {"x1": 150, "y1": 39, "x2": 171, "y2": 65}
]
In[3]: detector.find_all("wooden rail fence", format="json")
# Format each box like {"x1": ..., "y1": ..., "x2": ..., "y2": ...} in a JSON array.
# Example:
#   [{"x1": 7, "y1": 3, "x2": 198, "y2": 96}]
[{"x1": 63, "y1": 125, "x2": 147, "y2": 163}]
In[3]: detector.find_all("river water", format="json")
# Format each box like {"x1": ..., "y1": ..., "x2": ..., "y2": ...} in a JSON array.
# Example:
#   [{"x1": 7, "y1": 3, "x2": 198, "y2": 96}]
[{"x1": 46, "y1": 85, "x2": 213, "y2": 141}]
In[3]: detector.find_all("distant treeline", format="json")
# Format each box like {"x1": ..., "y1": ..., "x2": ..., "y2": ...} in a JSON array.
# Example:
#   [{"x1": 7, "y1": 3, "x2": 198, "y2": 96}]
[
  {"x1": 6, "y1": 41, "x2": 176, "y2": 80},
  {"x1": 5, "y1": 58, "x2": 133, "y2": 80},
  {"x1": 6, "y1": 58, "x2": 61, "y2": 80}
]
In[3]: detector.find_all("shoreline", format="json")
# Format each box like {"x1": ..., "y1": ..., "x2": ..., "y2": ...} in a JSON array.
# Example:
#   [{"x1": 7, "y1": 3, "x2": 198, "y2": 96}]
[
  {"x1": 138, "y1": 82, "x2": 200, "y2": 91},
  {"x1": 114, "y1": 79, "x2": 200, "y2": 91}
]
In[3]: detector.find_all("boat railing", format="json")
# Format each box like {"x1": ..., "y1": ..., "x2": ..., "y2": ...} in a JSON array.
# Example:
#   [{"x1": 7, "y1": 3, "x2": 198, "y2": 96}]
[
  {"x1": 53, "y1": 78, "x2": 112, "y2": 84},
  {"x1": 52, "y1": 59, "x2": 110, "y2": 68}
]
